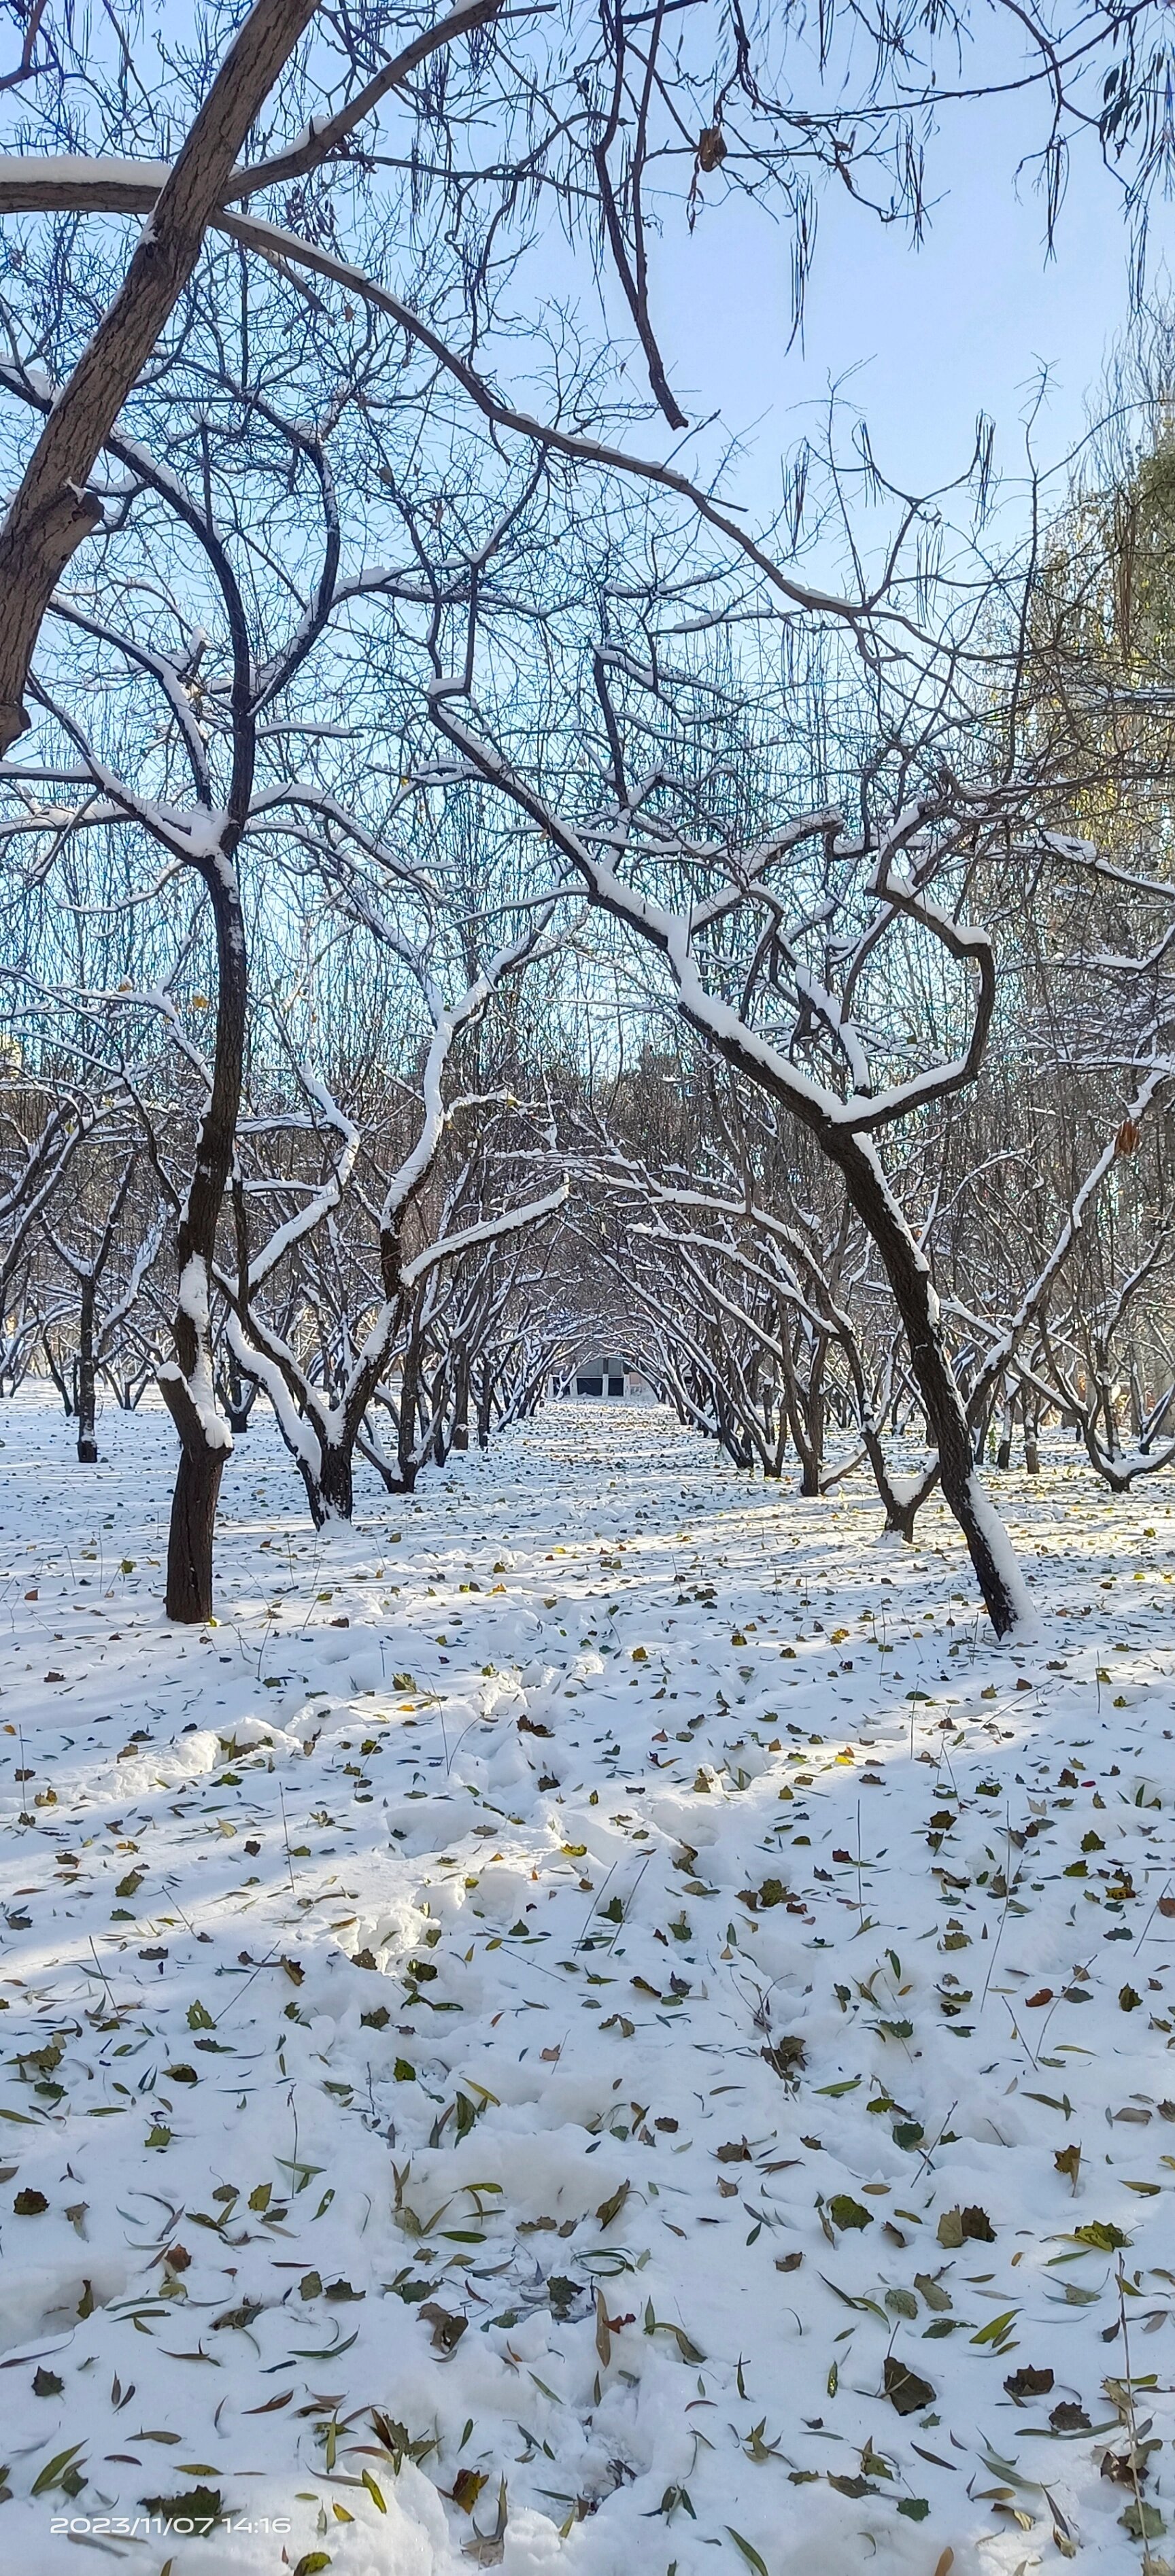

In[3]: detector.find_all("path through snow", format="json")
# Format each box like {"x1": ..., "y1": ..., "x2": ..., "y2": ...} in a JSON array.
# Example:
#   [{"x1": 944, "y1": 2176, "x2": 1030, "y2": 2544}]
[{"x1": 1, "y1": 1396, "x2": 1174, "y2": 2575}]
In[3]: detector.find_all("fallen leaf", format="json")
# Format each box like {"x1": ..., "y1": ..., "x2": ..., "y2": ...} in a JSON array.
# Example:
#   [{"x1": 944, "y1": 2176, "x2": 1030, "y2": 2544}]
[
  {"x1": 828, "y1": 2195, "x2": 872, "y2": 2233},
  {"x1": 419, "y1": 2303, "x2": 468, "y2": 2354},
  {"x1": 1004, "y1": 2365, "x2": 1054, "y2": 2399},
  {"x1": 883, "y1": 2356, "x2": 936, "y2": 2416}
]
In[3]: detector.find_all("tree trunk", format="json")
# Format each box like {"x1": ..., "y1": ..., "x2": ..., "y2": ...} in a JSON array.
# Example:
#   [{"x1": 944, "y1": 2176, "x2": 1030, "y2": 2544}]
[
  {"x1": 160, "y1": 849, "x2": 248, "y2": 1623},
  {"x1": 160, "y1": 1385, "x2": 226, "y2": 1623},
  {"x1": 430, "y1": 1369, "x2": 448, "y2": 1464},
  {"x1": 76, "y1": 1277, "x2": 98, "y2": 1462},
  {"x1": 806, "y1": 1367, "x2": 827, "y2": 1489},
  {"x1": 477, "y1": 1357, "x2": 493, "y2": 1449},
  {"x1": 996, "y1": 1394, "x2": 1013, "y2": 1473},
  {"x1": 0, "y1": 0, "x2": 323, "y2": 755},
  {"x1": 831, "y1": 1316, "x2": 935, "y2": 1541},
  {"x1": 836, "y1": 1136, "x2": 1024, "y2": 1634},
  {"x1": 224, "y1": 1344, "x2": 255, "y2": 1434},
  {"x1": 163, "y1": 1401, "x2": 230, "y2": 1626},
  {"x1": 41, "y1": 1333, "x2": 73, "y2": 1416},
  {"x1": 318, "y1": 1436, "x2": 354, "y2": 1522},
  {"x1": 970, "y1": 1390, "x2": 995, "y2": 1463},
  {"x1": 779, "y1": 1330, "x2": 820, "y2": 1494},
  {"x1": 398, "y1": 1316, "x2": 424, "y2": 1490},
  {"x1": 452, "y1": 1343, "x2": 471, "y2": 1450},
  {"x1": 1097, "y1": 1361, "x2": 1117, "y2": 1459}
]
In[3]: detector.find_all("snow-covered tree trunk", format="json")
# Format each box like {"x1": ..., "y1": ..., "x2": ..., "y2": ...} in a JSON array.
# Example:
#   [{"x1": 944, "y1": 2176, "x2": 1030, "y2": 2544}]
[
  {"x1": 830, "y1": 1127, "x2": 1025, "y2": 1626},
  {"x1": 158, "y1": 857, "x2": 246, "y2": 1622}
]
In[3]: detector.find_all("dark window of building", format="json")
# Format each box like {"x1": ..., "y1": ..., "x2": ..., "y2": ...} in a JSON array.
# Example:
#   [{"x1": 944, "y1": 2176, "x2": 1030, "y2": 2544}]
[
  {"x1": 577, "y1": 1375, "x2": 603, "y2": 1396},
  {"x1": 607, "y1": 1377, "x2": 624, "y2": 1396}
]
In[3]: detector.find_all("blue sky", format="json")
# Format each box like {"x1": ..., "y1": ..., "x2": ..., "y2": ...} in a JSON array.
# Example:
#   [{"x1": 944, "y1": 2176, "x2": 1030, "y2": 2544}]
[{"x1": 615, "y1": 85, "x2": 1168, "y2": 521}]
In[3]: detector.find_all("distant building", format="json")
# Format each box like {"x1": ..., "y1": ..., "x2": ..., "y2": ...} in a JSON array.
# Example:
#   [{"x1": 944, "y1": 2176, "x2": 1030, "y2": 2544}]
[
  {"x1": 574, "y1": 1346, "x2": 626, "y2": 1396},
  {"x1": 559, "y1": 1348, "x2": 658, "y2": 1401}
]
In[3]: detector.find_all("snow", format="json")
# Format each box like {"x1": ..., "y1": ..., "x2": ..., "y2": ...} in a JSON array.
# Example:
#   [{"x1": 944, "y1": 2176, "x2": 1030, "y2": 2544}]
[
  {"x1": 170, "y1": 1255, "x2": 232, "y2": 1452},
  {"x1": 0, "y1": 154, "x2": 169, "y2": 197},
  {"x1": 964, "y1": 1469, "x2": 1036, "y2": 1633},
  {"x1": 1, "y1": 1392, "x2": 1175, "y2": 2572}
]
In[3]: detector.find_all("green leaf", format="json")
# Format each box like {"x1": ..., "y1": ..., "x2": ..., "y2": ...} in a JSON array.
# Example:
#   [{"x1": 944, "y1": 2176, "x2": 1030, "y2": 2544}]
[
  {"x1": 31, "y1": 2443, "x2": 86, "y2": 2496},
  {"x1": 1121, "y1": 2501, "x2": 1165, "y2": 2540},
  {"x1": 828, "y1": 2195, "x2": 872, "y2": 2233},
  {"x1": 898, "y1": 2498, "x2": 930, "y2": 2522},
  {"x1": 139, "y1": 2486, "x2": 222, "y2": 2534},
  {"x1": 726, "y1": 2526, "x2": 771, "y2": 2575},
  {"x1": 819, "y1": 2275, "x2": 887, "y2": 2320},
  {"x1": 815, "y1": 2076, "x2": 860, "y2": 2098},
  {"x1": 970, "y1": 2308, "x2": 1019, "y2": 2346},
  {"x1": 1073, "y1": 2221, "x2": 1130, "y2": 2252},
  {"x1": 284, "y1": 2327, "x2": 360, "y2": 2362}
]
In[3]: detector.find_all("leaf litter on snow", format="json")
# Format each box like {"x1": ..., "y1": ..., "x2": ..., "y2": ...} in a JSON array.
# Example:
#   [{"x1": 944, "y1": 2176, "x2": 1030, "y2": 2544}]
[{"x1": 0, "y1": 1394, "x2": 1174, "y2": 2569}]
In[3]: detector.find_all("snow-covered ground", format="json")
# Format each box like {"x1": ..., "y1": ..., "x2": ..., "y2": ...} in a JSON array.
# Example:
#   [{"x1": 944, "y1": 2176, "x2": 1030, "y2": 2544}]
[{"x1": 1, "y1": 1391, "x2": 1175, "y2": 2576}]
